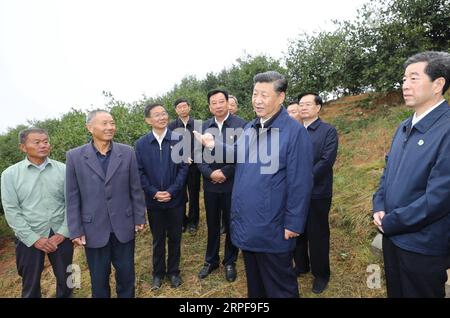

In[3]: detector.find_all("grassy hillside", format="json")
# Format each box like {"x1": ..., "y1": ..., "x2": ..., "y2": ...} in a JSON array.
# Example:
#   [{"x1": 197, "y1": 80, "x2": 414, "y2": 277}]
[{"x1": 0, "y1": 92, "x2": 413, "y2": 297}]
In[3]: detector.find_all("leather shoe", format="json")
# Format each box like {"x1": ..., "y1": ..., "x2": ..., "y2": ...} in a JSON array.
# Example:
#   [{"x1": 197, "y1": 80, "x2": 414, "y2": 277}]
[
  {"x1": 225, "y1": 264, "x2": 237, "y2": 282},
  {"x1": 312, "y1": 278, "x2": 328, "y2": 294},
  {"x1": 198, "y1": 263, "x2": 219, "y2": 279},
  {"x1": 169, "y1": 274, "x2": 183, "y2": 288},
  {"x1": 151, "y1": 276, "x2": 163, "y2": 291}
]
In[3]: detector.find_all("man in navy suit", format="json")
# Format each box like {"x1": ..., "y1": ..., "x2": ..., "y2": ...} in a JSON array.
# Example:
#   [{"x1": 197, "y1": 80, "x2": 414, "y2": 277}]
[
  {"x1": 168, "y1": 98, "x2": 201, "y2": 234},
  {"x1": 197, "y1": 89, "x2": 246, "y2": 283},
  {"x1": 135, "y1": 103, "x2": 189, "y2": 290},
  {"x1": 373, "y1": 51, "x2": 450, "y2": 298},
  {"x1": 66, "y1": 110, "x2": 146, "y2": 298},
  {"x1": 194, "y1": 72, "x2": 313, "y2": 297},
  {"x1": 293, "y1": 93, "x2": 338, "y2": 294}
]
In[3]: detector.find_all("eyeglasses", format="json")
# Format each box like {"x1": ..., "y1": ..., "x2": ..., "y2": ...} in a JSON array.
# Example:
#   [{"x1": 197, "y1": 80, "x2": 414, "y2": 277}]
[{"x1": 151, "y1": 111, "x2": 168, "y2": 119}]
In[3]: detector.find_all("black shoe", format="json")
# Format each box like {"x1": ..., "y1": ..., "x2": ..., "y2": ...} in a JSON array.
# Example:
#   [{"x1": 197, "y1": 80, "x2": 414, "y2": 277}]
[
  {"x1": 151, "y1": 276, "x2": 163, "y2": 291},
  {"x1": 312, "y1": 278, "x2": 328, "y2": 294},
  {"x1": 169, "y1": 275, "x2": 183, "y2": 288},
  {"x1": 225, "y1": 264, "x2": 237, "y2": 282},
  {"x1": 188, "y1": 224, "x2": 197, "y2": 234},
  {"x1": 198, "y1": 263, "x2": 219, "y2": 279}
]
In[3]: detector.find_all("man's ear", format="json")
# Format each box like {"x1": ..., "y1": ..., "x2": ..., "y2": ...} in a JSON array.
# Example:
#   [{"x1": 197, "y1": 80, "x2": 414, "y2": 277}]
[
  {"x1": 433, "y1": 77, "x2": 445, "y2": 95},
  {"x1": 145, "y1": 117, "x2": 152, "y2": 126},
  {"x1": 19, "y1": 143, "x2": 26, "y2": 153}
]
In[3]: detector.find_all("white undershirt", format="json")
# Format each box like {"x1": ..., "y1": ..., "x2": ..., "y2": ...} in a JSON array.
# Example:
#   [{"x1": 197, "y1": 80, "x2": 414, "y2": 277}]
[
  {"x1": 153, "y1": 128, "x2": 167, "y2": 149},
  {"x1": 215, "y1": 112, "x2": 230, "y2": 133}
]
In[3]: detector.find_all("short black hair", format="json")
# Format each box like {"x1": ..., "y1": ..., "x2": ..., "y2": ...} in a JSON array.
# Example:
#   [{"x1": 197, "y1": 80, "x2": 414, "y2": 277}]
[
  {"x1": 253, "y1": 71, "x2": 288, "y2": 93},
  {"x1": 174, "y1": 98, "x2": 190, "y2": 108},
  {"x1": 287, "y1": 99, "x2": 298, "y2": 106},
  {"x1": 207, "y1": 89, "x2": 229, "y2": 104},
  {"x1": 298, "y1": 92, "x2": 323, "y2": 107},
  {"x1": 144, "y1": 103, "x2": 164, "y2": 118},
  {"x1": 18, "y1": 128, "x2": 49, "y2": 144},
  {"x1": 404, "y1": 51, "x2": 450, "y2": 94}
]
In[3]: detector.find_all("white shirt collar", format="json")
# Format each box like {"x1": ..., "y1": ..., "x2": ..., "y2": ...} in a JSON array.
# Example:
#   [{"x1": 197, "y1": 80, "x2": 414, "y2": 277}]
[
  {"x1": 411, "y1": 99, "x2": 445, "y2": 127},
  {"x1": 152, "y1": 128, "x2": 167, "y2": 148},
  {"x1": 215, "y1": 112, "x2": 230, "y2": 132}
]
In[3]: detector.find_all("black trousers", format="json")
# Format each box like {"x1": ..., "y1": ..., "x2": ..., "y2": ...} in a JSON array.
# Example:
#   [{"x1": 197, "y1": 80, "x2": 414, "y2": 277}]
[
  {"x1": 85, "y1": 233, "x2": 135, "y2": 298},
  {"x1": 382, "y1": 236, "x2": 448, "y2": 298},
  {"x1": 294, "y1": 198, "x2": 331, "y2": 280},
  {"x1": 243, "y1": 250, "x2": 299, "y2": 298},
  {"x1": 15, "y1": 235, "x2": 73, "y2": 298},
  {"x1": 148, "y1": 206, "x2": 183, "y2": 278},
  {"x1": 204, "y1": 191, "x2": 238, "y2": 266},
  {"x1": 183, "y1": 165, "x2": 201, "y2": 227}
]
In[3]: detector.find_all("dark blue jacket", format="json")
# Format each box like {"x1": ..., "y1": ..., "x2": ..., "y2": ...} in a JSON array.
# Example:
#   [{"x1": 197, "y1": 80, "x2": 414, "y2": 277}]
[
  {"x1": 307, "y1": 118, "x2": 338, "y2": 199},
  {"x1": 197, "y1": 113, "x2": 247, "y2": 193},
  {"x1": 135, "y1": 130, "x2": 189, "y2": 210},
  {"x1": 373, "y1": 100, "x2": 450, "y2": 256},
  {"x1": 230, "y1": 108, "x2": 313, "y2": 253}
]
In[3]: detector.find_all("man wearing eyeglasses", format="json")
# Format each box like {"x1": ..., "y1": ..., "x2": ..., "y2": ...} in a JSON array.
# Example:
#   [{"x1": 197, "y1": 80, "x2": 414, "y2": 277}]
[{"x1": 135, "y1": 103, "x2": 189, "y2": 290}]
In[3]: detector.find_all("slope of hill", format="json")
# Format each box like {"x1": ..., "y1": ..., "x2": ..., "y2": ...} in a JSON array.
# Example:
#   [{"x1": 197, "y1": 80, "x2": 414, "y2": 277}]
[{"x1": 0, "y1": 92, "x2": 413, "y2": 297}]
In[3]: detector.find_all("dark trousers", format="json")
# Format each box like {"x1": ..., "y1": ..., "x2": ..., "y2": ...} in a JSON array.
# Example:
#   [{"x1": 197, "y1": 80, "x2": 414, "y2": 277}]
[
  {"x1": 15, "y1": 235, "x2": 73, "y2": 298},
  {"x1": 204, "y1": 191, "x2": 238, "y2": 266},
  {"x1": 85, "y1": 233, "x2": 135, "y2": 298},
  {"x1": 243, "y1": 250, "x2": 299, "y2": 298},
  {"x1": 148, "y1": 206, "x2": 184, "y2": 278},
  {"x1": 183, "y1": 165, "x2": 201, "y2": 227},
  {"x1": 382, "y1": 236, "x2": 448, "y2": 298},
  {"x1": 294, "y1": 198, "x2": 331, "y2": 280}
]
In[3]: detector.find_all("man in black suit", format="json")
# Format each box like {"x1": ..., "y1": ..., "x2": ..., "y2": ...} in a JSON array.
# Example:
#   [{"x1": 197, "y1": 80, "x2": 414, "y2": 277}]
[
  {"x1": 168, "y1": 98, "x2": 201, "y2": 234},
  {"x1": 197, "y1": 89, "x2": 246, "y2": 282},
  {"x1": 293, "y1": 93, "x2": 338, "y2": 294}
]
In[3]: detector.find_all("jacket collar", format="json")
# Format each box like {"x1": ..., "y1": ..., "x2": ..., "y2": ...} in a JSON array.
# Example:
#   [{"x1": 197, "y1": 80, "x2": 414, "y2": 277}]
[
  {"x1": 146, "y1": 129, "x2": 173, "y2": 144},
  {"x1": 306, "y1": 117, "x2": 322, "y2": 131},
  {"x1": 403, "y1": 100, "x2": 449, "y2": 134},
  {"x1": 83, "y1": 141, "x2": 122, "y2": 183}
]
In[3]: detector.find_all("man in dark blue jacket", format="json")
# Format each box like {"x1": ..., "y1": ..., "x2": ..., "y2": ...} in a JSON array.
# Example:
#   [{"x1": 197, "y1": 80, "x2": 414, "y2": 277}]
[
  {"x1": 373, "y1": 51, "x2": 450, "y2": 298},
  {"x1": 294, "y1": 93, "x2": 338, "y2": 294},
  {"x1": 168, "y1": 98, "x2": 201, "y2": 234},
  {"x1": 197, "y1": 89, "x2": 246, "y2": 283},
  {"x1": 135, "y1": 103, "x2": 189, "y2": 290},
  {"x1": 195, "y1": 72, "x2": 313, "y2": 297}
]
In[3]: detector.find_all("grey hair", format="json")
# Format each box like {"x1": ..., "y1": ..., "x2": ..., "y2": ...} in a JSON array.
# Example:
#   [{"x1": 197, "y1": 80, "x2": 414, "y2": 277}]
[
  {"x1": 228, "y1": 95, "x2": 238, "y2": 105},
  {"x1": 253, "y1": 71, "x2": 288, "y2": 93},
  {"x1": 86, "y1": 109, "x2": 111, "y2": 124},
  {"x1": 404, "y1": 51, "x2": 450, "y2": 94},
  {"x1": 18, "y1": 128, "x2": 49, "y2": 144}
]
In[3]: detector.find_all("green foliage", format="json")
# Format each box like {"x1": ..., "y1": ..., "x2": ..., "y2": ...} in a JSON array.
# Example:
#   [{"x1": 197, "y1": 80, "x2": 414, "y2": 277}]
[{"x1": 285, "y1": 0, "x2": 450, "y2": 96}]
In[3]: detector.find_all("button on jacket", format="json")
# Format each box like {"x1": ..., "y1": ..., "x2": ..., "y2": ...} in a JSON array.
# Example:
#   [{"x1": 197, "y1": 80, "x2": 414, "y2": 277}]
[{"x1": 373, "y1": 101, "x2": 450, "y2": 256}]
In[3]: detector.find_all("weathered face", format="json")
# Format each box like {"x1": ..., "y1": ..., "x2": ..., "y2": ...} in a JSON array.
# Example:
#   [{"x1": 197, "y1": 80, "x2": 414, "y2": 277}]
[
  {"x1": 228, "y1": 98, "x2": 238, "y2": 114},
  {"x1": 252, "y1": 82, "x2": 285, "y2": 120},
  {"x1": 86, "y1": 112, "x2": 116, "y2": 142},
  {"x1": 209, "y1": 92, "x2": 229, "y2": 119},
  {"x1": 299, "y1": 94, "x2": 321, "y2": 121},
  {"x1": 145, "y1": 105, "x2": 169, "y2": 130},
  {"x1": 402, "y1": 61, "x2": 439, "y2": 109},
  {"x1": 287, "y1": 103, "x2": 302, "y2": 122},
  {"x1": 175, "y1": 101, "x2": 191, "y2": 118},
  {"x1": 20, "y1": 132, "x2": 51, "y2": 161}
]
